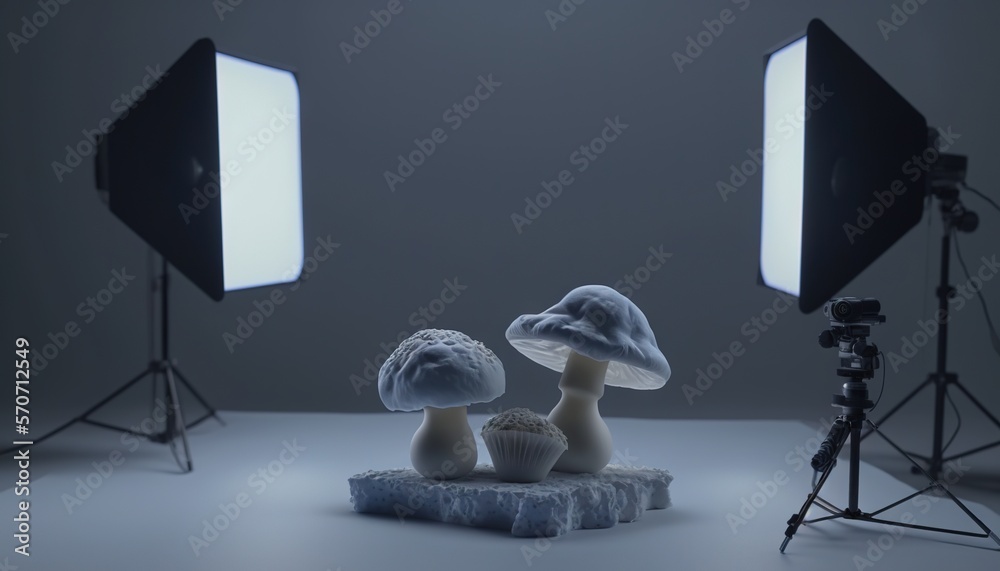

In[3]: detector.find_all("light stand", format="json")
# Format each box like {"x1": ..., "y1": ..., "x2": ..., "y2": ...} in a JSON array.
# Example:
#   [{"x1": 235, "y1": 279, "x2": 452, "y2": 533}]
[
  {"x1": 3, "y1": 258, "x2": 223, "y2": 472},
  {"x1": 6, "y1": 38, "x2": 303, "y2": 473},
  {"x1": 780, "y1": 301, "x2": 1000, "y2": 552},
  {"x1": 863, "y1": 151, "x2": 1000, "y2": 478}
]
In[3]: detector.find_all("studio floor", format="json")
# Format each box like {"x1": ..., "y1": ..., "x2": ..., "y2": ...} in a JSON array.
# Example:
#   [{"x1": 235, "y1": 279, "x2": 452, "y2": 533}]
[{"x1": 3, "y1": 411, "x2": 999, "y2": 570}]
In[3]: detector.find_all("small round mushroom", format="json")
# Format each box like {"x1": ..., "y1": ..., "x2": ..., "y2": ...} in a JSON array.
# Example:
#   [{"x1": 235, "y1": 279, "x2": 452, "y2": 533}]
[
  {"x1": 378, "y1": 329, "x2": 505, "y2": 480},
  {"x1": 505, "y1": 285, "x2": 671, "y2": 473}
]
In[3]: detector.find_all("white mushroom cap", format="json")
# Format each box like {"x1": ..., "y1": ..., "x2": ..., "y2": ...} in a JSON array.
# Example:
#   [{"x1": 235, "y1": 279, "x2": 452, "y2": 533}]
[
  {"x1": 505, "y1": 285, "x2": 671, "y2": 390},
  {"x1": 378, "y1": 329, "x2": 506, "y2": 412}
]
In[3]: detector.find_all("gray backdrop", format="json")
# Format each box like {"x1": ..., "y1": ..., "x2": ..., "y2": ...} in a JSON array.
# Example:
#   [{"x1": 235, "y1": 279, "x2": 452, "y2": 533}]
[{"x1": 2, "y1": 0, "x2": 999, "y2": 432}]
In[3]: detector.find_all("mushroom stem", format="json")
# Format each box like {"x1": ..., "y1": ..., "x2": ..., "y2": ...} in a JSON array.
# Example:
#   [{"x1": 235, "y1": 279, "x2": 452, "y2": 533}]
[
  {"x1": 547, "y1": 351, "x2": 613, "y2": 473},
  {"x1": 410, "y1": 406, "x2": 477, "y2": 480}
]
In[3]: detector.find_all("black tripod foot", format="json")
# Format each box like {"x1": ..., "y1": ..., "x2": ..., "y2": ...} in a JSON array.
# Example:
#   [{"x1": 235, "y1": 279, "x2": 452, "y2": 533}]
[{"x1": 782, "y1": 418, "x2": 1000, "y2": 552}]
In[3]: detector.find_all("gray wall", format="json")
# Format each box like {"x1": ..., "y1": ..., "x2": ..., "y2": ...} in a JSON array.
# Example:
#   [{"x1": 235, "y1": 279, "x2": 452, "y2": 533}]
[{"x1": 3, "y1": 0, "x2": 999, "y2": 430}]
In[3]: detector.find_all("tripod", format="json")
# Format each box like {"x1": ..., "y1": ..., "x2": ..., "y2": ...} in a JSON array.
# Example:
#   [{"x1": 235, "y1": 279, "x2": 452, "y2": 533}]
[
  {"x1": 4, "y1": 257, "x2": 223, "y2": 472},
  {"x1": 864, "y1": 156, "x2": 1000, "y2": 479},
  {"x1": 780, "y1": 304, "x2": 1000, "y2": 552}
]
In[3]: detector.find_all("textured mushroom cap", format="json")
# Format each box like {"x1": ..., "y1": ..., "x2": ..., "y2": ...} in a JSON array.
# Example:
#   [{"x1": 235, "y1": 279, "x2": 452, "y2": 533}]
[
  {"x1": 505, "y1": 285, "x2": 671, "y2": 390},
  {"x1": 481, "y1": 407, "x2": 568, "y2": 448},
  {"x1": 379, "y1": 329, "x2": 506, "y2": 412}
]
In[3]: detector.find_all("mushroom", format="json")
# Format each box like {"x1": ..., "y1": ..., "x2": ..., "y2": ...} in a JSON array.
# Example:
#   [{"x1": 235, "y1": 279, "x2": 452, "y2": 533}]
[
  {"x1": 505, "y1": 285, "x2": 671, "y2": 473},
  {"x1": 378, "y1": 329, "x2": 505, "y2": 480}
]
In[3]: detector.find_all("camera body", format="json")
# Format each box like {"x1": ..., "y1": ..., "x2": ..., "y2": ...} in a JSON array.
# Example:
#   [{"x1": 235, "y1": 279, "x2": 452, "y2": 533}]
[
  {"x1": 819, "y1": 297, "x2": 885, "y2": 380},
  {"x1": 823, "y1": 297, "x2": 886, "y2": 326}
]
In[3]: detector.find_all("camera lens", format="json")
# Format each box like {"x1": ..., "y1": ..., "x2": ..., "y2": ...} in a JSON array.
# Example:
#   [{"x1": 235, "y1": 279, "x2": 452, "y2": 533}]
[{"x1": 833, "y1": 301, "x2": 851, "y2": 318}]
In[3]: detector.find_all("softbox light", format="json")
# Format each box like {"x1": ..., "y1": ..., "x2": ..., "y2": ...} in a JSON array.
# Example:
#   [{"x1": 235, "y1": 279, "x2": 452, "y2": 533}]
[
  {"x1": 97, "y1": 38, "x2": 304, "y2": 300},
  {"x1": 759, "y1": 19, "x2": 928, "y2": 312}
]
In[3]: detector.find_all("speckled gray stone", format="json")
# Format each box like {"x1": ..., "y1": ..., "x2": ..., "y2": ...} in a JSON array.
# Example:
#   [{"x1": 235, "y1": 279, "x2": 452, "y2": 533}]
[{"x1": 348, "y1": 464, "x2": 672, "y2": 537}]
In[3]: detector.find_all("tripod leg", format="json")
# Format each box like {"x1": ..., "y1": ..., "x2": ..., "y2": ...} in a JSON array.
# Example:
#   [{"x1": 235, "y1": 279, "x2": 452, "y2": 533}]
[
  {"x1": 164, "y1": 367, "x2": 193, "y2": 472},
  {"x1": 1, "y1": 366, "x2": 156, "y2": 454},
  {"x1": 950, "y1": 382, "x2": 1000, "y2": 430},
  {"x1": 865, "y1": 419, "x2": 1000, "y2": 547},
  {"x1": 80, "y1": 366, "x2": 154, "y2": 423},
  {"x1": 848, "y1": 421, "x2": 862, "y2": 514},
  {"x1": 171, "y1": 366, "x2": 225, "y2": 426},
  {"x1": 862, "y1": 377, "x2": 932, "y2": 440},
  {"x1": 938, "y1": 382, "x2": 1000, "y2": 466},
  {"x1": 930, "y1": 379, "x2": 948, "y2": 478},
  {"x1": 781, "y1": 416, "x2": 851, "y2": 553},
  {"x1": 151, "y1": 368, "x2": 160, "y2": 419}
]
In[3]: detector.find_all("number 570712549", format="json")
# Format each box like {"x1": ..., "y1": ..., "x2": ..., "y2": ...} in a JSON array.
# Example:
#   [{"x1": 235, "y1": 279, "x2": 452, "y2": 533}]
[{"x1": 15, "y1": 338, "x2": 30, "y2": 436}]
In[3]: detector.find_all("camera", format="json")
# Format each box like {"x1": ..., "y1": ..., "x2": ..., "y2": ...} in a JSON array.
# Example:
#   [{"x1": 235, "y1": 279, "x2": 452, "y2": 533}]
[
  {"x1": 823, "y1": 297, "x2": 885, "y2": 325},
  {"x1": 818, "y1": 297, "x2": 885, "y2": 380}
]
